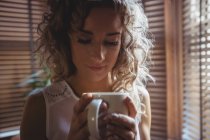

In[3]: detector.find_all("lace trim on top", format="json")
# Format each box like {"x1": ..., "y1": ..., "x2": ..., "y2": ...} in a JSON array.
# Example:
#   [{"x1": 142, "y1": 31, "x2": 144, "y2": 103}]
[{"x1": 43, "y1": 80, "x2": 75, "y2": 105}]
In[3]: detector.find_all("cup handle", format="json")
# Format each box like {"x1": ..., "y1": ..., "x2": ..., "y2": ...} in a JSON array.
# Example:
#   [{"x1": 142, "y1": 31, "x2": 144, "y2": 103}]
[{"x1": 87, "y1": 99, "x2": 103, "y2": 140}]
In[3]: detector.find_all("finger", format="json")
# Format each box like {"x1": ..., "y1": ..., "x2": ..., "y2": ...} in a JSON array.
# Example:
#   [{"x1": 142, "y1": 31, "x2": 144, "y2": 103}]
[
  {"x1": 98, "y1": 111, "x2": 109, "y2": 138},
  {"x1": 74, "y1": 125, "x2": 90, "y2": 140},
  {"x1": 98, "y1": 102, "x2": 109, "y2": 138},
  {"x1": 99, "y1": 101, "x2": 108, "y2": 114},
  {"x1": 98, "y1": 101, "x2": 109, "y2": 127},
  {"x1": 104, "y1": 113, "x2": 136, "y2": 132},
  {"x1": 99, "y1": 121, "x2": 107, "y2": 138},
  {"x1": 73, "y1": 93, "x2": 93, "y2": 114},
  {"x1": 98, "y1": 111, "x2": 108, "y2": 128},
  {"x1": 124, "y1": 97, "x2": 137, "y2": 118},
  {"x1": 71, "y1": 109, "x2": 88, "y2": 133},
  {"x1": 107, "y1": 124, "x2": 136, "y2": 140}
]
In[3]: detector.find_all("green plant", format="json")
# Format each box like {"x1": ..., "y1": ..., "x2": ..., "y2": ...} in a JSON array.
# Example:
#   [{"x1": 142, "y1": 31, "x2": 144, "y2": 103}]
[{"x1": 17, "y1": 67, "x2": 51, "y2": 96}]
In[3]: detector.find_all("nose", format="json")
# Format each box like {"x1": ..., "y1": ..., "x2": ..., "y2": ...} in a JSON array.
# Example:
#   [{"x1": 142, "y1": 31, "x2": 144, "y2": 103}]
[{"x1": 91, "y1": 42, "x2": 105, "y2": 62}]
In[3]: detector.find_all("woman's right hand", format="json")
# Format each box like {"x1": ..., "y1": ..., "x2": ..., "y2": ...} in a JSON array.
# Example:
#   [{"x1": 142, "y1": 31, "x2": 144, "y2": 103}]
[
  {"x1": 67, "y1": 93, "x2": 108, "y2": 140},
  {"x1": 67, "y1": 93, "x2": 93, "y2": 140}
]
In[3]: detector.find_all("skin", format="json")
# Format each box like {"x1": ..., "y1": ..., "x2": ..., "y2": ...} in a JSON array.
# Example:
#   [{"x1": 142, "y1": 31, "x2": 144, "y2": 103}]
[
  {"x1": 69, "y1": 7, "x2": 122, "y2": 94},
  {"x1": 20, "y1": 7, "x2": 151, "y2": 140},
  {"x1": 20, "y1": 90, "x2": 151, "y2": 140}
]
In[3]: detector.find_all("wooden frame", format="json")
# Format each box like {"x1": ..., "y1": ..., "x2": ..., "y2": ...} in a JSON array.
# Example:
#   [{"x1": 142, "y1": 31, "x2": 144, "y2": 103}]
[{"x1": 164, "y1": 0, "x2": 183, "y2": 139}]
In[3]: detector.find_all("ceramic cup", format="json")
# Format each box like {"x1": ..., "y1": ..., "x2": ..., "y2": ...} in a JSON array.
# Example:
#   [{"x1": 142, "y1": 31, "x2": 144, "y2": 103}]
[{"x1": 87, "y1": 92, "x2": 129, "y2": 140}]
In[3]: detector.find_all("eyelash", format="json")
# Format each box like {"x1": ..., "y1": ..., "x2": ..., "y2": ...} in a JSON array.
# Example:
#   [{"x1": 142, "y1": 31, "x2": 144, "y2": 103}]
[
  {"x1": 103, "y1": 41, "x2": 119, "y2": 46},
  {"x1": 77, "y1": 38, "x2": 91, "y2": 44},
  {"x1": 77, "y1": 38, "x2": 119, "y2": 46}
]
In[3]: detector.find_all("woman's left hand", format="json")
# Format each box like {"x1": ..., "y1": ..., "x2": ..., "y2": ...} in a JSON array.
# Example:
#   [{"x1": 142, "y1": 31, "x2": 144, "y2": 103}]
[{"x1": 103, "y1": 97, "x2": 138, "y2": 140}]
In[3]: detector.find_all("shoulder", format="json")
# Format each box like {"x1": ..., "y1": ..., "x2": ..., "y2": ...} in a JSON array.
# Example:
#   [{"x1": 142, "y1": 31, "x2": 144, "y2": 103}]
[
  {"x1": 137, "y1": 86, "x2": 151, "y2": 122},
  {"x1": 25, "y1": 90, "x2": 46, "y2": 112},
  {"x1": 42, "y1": 80, "x2": 71, "y2": 102},
  {"x1": 137, "y1": 86, "x2": 150, "y2": 106},
  {"x1": 24, "y1": 89, "x2": 46, "y2": 113},
  {"x1": 140, "y1": 87, "x2": 151, "y2": 118},
  {"x1": 20, "y1": 90, "x2": 48, "y2": 140},
  {"x1": 137, "y1": 86, "x2": 151, "y2": 140}
]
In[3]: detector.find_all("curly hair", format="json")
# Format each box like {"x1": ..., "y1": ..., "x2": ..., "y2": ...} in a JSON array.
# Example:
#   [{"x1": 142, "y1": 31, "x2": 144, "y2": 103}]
[{"x1": 36, "y1": 0, "x2": 154, "y2": 119}]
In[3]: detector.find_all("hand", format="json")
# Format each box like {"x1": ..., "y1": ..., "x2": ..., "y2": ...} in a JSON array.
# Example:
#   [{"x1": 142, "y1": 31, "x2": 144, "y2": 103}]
[
  {"x1": 103, "y1": 97, "x2": 138, "y2": 140},
  {"x1": 67, "y1": 93, "x2": 92, "y2": 140},
  {"x1": 67, "y1": 93, "x2": 109, "y2": 140}
]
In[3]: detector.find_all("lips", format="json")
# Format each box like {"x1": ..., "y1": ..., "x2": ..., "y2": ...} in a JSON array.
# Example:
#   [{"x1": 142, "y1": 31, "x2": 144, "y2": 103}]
[{"x1": 87, "y1": 65, "x2": 106, "y2": 71}]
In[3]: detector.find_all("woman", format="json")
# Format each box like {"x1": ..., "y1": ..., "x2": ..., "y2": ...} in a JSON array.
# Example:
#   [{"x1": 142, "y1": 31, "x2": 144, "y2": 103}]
[{"x1": 20, "y1": 0, "x2": 153, "y2": 140}]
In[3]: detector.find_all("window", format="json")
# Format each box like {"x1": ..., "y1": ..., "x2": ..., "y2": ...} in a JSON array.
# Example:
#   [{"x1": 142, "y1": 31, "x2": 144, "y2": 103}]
[
  {"x1": 0, "y1": 0, "x2": 44, "y2": 138},
  {"x1": 1, "y1": 0, "x2": 209, "y2": 139},
  {"x1": 182, "y1": 0, "x2": 210, "y2": 139}
]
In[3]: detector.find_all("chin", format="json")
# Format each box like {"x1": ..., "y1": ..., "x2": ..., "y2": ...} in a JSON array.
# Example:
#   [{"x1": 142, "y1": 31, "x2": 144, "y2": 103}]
[
  {"x1": 87, "y1": 75, "x2": 107, "y2": 82},
  {"x1": 82, "y1": 72, "x2": 109, "y2": 83}
]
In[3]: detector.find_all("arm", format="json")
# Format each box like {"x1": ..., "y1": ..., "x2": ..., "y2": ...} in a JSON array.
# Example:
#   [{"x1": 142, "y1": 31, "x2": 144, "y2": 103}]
[
  {"x1": 139, "y1": 89, "x2": 151, "y2": 140},
  {"x1": 20, "y1": 92, "x2": 48, "y2": 140}
]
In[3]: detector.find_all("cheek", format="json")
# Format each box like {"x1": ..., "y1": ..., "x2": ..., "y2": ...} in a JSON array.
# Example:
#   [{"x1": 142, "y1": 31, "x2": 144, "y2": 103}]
[
  {"x1": 106, "y1": 47, "x2": 121, "y2": 64},
  {"x1": 71, "y1": 44, "x2": 87, "y2": 60}
]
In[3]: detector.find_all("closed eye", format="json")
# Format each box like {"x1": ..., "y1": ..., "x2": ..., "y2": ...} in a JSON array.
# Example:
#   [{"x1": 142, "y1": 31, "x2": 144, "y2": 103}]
[
  {"x1": 77, "y1": 38, "x2": 91, "y2": 44},
  {"x1": 103, "y1": 41, "x2": 119, "y2": 46}
]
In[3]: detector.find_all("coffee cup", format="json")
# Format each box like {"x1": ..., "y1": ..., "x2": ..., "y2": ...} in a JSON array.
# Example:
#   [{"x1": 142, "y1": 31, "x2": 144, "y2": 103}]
[{"x1": 87, "y1": 92, "x2": 129, "y2": 140}]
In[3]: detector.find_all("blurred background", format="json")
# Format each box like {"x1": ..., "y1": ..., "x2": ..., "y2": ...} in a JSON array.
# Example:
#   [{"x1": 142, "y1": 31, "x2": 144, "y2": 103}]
[{"x1": 0, "y1": 0, "x2": 209, "y2": 140}]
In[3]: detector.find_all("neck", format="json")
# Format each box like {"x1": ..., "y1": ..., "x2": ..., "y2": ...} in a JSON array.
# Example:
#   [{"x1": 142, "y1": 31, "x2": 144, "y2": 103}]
[{"x1": 66, "y1": 74, "x2": 113, "y2": 97}]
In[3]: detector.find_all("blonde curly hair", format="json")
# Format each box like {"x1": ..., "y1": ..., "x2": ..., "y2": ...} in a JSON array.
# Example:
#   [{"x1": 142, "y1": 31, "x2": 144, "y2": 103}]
[{"x1": 36, "y1": 0, "x2": 154, "y2": 119}]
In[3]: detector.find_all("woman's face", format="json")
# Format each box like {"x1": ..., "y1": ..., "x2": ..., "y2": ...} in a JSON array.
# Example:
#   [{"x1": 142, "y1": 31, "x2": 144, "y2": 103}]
[{"x1": 70, "y1": 7, "x2": 123, "y2": 82}]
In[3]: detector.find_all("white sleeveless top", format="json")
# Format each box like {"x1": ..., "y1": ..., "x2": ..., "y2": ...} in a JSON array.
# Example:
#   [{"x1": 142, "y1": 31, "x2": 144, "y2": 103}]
[
  {"x1": 42, "y1": 80, "x2": 141, "y2": 140},
  {"x1": 42, "y1": 80, "x2": 79, "y2": 140}
]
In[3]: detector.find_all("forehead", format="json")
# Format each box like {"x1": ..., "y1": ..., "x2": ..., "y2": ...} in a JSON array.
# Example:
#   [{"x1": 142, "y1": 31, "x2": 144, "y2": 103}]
[{"x1": 83, "y1": 8, "x2": 123, "y2": 33}]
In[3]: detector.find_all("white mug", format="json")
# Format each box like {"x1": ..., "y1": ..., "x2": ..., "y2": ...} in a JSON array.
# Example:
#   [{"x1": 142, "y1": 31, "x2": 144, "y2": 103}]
[{"x1": 87, "y1": 92, "x2": 129, "y2": 140}]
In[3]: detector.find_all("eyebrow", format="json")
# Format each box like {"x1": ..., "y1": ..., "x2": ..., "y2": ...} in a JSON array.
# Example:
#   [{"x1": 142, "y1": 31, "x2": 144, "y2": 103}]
[{"x1": 79, "y1": 29, "x2": 121, "y2": 36}]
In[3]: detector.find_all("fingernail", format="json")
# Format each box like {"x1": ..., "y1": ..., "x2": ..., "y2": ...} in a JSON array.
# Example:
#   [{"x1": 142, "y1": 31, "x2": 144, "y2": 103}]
[
  {"x1": 111, "y1": 113, "x2": 119, "y2": 119},
  {"x1": 82, "y1": 93, "x2": 87, "y2": 95},
  {"x1": 82, "y1": 93, "x2": 90, "y2": 98},
  {"x1": 101, "y1": 102, "x2": 109, "y2": 110},
  {"x1": 126, "y1": 96, "x2": 132, "y2": 102}
]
